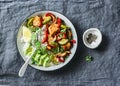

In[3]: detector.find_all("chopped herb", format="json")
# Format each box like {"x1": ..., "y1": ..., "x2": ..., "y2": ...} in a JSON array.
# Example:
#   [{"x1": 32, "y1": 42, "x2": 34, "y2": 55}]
[{"x1": 85, "y1": 55, "x2": 93, "y2": 62}]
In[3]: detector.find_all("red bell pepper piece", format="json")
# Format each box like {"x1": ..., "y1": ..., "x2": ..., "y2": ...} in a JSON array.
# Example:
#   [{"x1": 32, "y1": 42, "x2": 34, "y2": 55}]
[
  {"x1": 70, "y1": 39, "x2": 76, "y2": 44},
  {"x1": 39, "y1": 17, "x2": 43, "y2": 27},
  {"x1": 57, "y1": 17, "x2": 61, "y2": 28},
  {"x1": 45, "y1": 13, "x2": 56, "y2": 22},
  {"x1": 46, "y1": 13, "x2": 54, "y2": 17},
  {"x1": 42, "y1": 24, "x2": 49, "y2": 43}
]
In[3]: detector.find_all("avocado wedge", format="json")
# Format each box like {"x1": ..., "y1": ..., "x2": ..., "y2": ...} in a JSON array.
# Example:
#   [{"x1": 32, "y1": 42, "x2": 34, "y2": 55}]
[{"x1": 58, "y1": 39, "x2": 69, "y2": 45}]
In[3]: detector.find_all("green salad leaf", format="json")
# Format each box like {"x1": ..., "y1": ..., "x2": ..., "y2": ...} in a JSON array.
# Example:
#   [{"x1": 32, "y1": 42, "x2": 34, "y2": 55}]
[{"x1": 35, "y1": 41, "x2": 41, "y2": 49}]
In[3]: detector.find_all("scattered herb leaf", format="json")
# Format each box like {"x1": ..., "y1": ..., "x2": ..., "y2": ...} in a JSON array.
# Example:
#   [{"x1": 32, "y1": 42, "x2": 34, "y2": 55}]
[{"x1": 85, "y1": 55, "x2": 93, "y2": 62}]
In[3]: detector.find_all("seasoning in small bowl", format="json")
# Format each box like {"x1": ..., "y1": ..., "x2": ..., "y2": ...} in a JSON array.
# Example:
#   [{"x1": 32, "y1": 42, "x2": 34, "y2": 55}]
[
  {"x1": 83, "y1": 28, "x2": 102, "y2": 49},
  {"x1": 87, "y1": 33, "x2": 97, "y2": 44}
]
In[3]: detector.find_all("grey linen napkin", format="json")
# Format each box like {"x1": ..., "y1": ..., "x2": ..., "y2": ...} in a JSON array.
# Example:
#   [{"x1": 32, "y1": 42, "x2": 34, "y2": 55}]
[{"x1": 0, "y1": 0, "x2": 120, "y2": 86}]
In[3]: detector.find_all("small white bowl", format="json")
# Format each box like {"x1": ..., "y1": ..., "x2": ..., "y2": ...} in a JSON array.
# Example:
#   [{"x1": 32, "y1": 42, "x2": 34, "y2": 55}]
[{"x1": 83, "y1": 28, "x2": 102, "y2": 49}]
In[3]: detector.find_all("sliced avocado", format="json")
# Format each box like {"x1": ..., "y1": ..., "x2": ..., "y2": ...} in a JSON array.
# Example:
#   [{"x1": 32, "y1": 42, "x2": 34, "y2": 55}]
[
  {"x1": 38, "y1": 54, "x2": 47, "y2": 66},
  {"x1": 34, "y1": 54, "x2": 40, "y2": 62},
  {"x1": 43, "y1": 61, "x2": 50, "y2": 67},
  {"x1": 49, "y1": 42, "x2": 58, "y2": 47},
  {"x1": 38, "y1": 59, "x2": 43, "y2": 66},
  {"x1": 58, "y1": 39, "x2": 69, "y2": 45},
  {"x1": 42, "y1": 57, "x2": 50, "y2": 67},
  {"x1": 42, "y1": 16, "x2": 52, "y2": 24},
  {"x1": 44, "y1": 57, "x2": 50, "y2": 62},
  {"x1": 40, "y1": 54, "x2": 47, "y2": 60}
]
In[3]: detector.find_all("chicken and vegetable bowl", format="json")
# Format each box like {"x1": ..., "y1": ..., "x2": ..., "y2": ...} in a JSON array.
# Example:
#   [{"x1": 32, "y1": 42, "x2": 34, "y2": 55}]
[{"x1": 17, "y1": 11, "x2": 77, "y2": 71}]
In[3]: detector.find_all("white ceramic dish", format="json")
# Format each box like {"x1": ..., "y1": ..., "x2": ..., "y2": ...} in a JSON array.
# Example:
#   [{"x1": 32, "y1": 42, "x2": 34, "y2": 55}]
[
  {"x1": 17, "y1": 11, "x2": 78, "y2": 71},
  {"x1": 83, "y1": 28, "x2": 102, "y2": 49}
]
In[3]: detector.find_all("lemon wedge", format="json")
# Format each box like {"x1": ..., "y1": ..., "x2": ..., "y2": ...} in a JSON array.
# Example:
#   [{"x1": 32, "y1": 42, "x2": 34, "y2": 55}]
[{"x1": 22, "y1": 26, "x2": 31, "y2": 42}]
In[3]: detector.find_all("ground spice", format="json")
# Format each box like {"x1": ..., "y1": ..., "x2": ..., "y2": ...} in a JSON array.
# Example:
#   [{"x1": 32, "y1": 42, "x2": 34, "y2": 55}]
[{"x1": 87, "y1": 33, "x2": 97, "y2": 44}]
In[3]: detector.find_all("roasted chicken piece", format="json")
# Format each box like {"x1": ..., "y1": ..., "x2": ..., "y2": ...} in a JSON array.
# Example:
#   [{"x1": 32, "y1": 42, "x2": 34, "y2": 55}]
[
  {"x1": 48, "y1": 23, "x2": 60, "y2": 36},
  {"x1": 48, "y1": 35, "x2": 56, "y2": 42},
  {"x1": 33, "y1": 16, "x2": 42, "y2": 27}
]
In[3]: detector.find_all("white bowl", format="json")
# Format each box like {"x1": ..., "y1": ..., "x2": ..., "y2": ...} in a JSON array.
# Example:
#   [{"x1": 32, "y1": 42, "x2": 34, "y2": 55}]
[
  {"x1": 83, "y1": 28, "x2": 102, "y2": 49},
  {"x1": 17, "y1": 11, "x2": 78, "y2": 71}
]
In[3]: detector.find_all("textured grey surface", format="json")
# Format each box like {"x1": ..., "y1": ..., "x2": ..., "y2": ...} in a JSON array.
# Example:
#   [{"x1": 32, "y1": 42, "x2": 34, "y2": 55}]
[{"x1": 0, "y1": 0, "x2": 120, "y2": 86}]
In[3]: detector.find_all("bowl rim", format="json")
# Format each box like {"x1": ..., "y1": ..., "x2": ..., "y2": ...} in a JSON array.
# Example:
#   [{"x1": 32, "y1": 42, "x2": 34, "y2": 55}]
[
  {"x1": 16, "y1": 10, "x2": 78, "y2": 71},
  {"x1": 83, "y1": 28, "x2": 102, "y2": 49}
]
